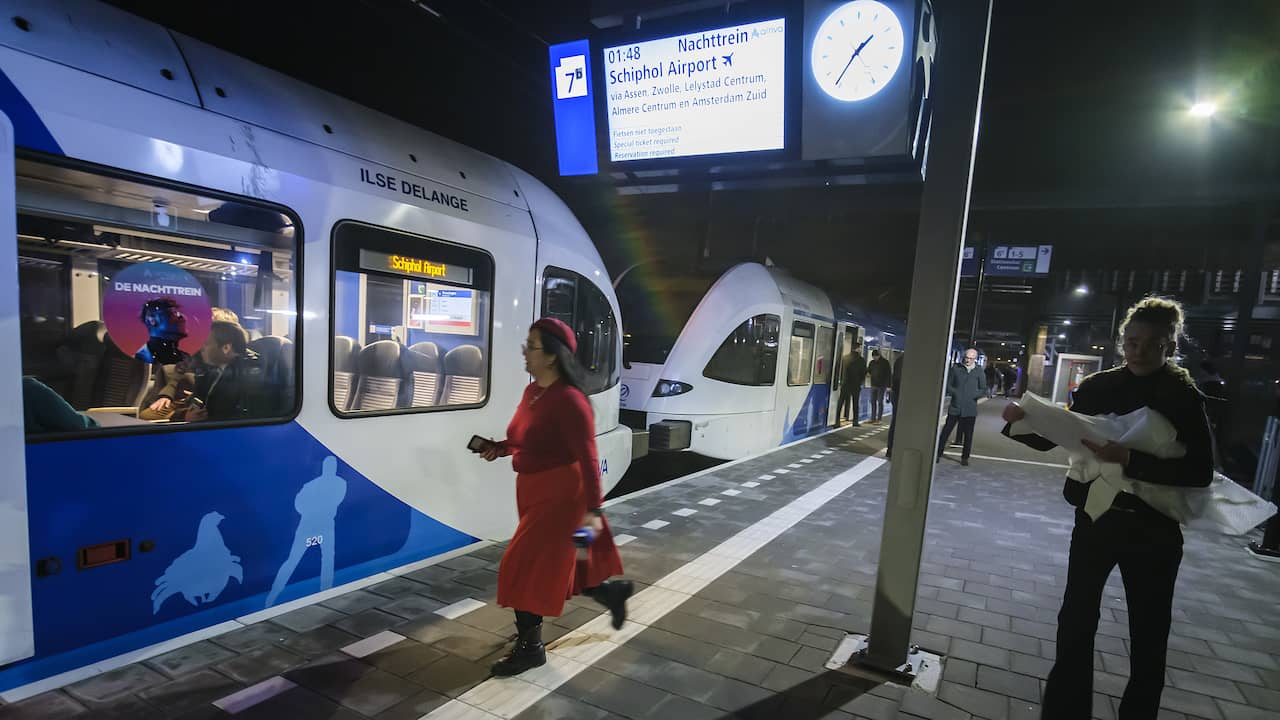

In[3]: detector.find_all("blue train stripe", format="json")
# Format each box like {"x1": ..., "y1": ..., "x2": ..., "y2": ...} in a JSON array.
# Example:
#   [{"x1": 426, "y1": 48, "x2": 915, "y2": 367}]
[{"x1": 0, "y1": 67, "x2": 62, "y2": 155}]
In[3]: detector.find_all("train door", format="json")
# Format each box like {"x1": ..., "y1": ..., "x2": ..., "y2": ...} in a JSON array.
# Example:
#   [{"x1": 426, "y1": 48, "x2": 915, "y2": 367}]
[
  {"x1": 813, "y1": 324, "x2": 835, "y2": 427},
  {"x1": 0, "y1": 114, "x2": 34, "y2": 665},
  {"x1": 827, "y1": 322, "x2": 862, "y2": 424}
]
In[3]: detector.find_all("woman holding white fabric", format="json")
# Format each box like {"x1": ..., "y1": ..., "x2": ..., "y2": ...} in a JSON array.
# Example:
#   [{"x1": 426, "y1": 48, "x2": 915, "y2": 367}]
[{"x1": 1002, "y1": 297, "x2": 1213, "y2": 720}]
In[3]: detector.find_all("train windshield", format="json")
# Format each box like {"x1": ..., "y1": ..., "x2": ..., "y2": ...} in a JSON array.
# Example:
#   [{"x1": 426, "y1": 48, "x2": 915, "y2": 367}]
[{"x1": 616, "y1": 267, "x2": 715, "y2": 365}]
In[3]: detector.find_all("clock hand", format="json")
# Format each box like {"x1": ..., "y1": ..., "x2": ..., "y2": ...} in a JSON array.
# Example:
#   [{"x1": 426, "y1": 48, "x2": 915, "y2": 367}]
[{"x1": 834, "y1": 34, "x2": 875, "y2": 86}]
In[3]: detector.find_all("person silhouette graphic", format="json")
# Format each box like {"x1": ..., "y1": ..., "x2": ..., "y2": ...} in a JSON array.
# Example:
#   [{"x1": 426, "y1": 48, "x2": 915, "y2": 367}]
[{"x1": 265, "y1": 456, "x2": 348, "y2": 607}]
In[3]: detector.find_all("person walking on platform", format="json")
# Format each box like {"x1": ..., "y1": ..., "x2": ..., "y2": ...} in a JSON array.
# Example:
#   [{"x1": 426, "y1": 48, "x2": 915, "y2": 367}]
[
  {"x1": 984, "y1": 361, "x2": 997, "y2": 399},
  {"x1": 1002, "y1": 297, "x2": 1213, "y2": 719},
  {"x1": 936, "y1": 348, "x2": 985, "y2": 465},
  {"x1": 868, "y1": 349, "x2": 891, "y2": 424},
  {"x1": 476, "y1": 318, "x2": 632, "y2": 677},
  {"x1": 886, "y1": 352, "x2": 905, "y2": 458},
  {"x1": 838, "y1": 347, "x2": 868, "y2": 427}
]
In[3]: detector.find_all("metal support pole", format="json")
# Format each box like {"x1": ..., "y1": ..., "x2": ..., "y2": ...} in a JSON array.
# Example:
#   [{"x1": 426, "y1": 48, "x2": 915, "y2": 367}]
[
  {"x1": 968, "y1": 238, "x2": 986, "y2": 348},
  {"x1": 858, "y1": 0, "x2": 992, "y2": 672}
]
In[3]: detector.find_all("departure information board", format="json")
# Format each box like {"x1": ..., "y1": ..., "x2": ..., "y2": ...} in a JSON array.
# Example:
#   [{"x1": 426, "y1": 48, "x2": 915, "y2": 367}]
[{"x1": 602, "y1": 17, "x2": 786, "y2": 161}]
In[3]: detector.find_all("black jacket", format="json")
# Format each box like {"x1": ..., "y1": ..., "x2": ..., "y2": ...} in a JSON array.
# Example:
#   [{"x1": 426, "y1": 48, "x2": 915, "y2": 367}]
[
  {"x1": 868, "y1": 356, "x2": 891, "y2": 387},
  {"x1": 1006, "y1": 364, "x2": 1213, "y2": 512},
  {"x1": 842, "y1": 353, "x2": 867, "y2": 388},
  {"x1": 946, "y1": 363, "x2": 987, "y2": 416},
  {"x1": 193, "y1": 349, "x2": 269, "y2": 421},
  {"x1": 891, "y1": 354, "x2": 904, "y2": 395}
]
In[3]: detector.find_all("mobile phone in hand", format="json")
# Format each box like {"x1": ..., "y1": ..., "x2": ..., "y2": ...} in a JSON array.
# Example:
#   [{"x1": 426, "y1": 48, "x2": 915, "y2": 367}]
[{"x1": 467, "y1": 435, "x2": 493, "y2": 454}]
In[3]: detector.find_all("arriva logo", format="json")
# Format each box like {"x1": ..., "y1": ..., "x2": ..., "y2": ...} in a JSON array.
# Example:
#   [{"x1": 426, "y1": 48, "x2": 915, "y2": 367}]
[
  {"x1": 620, "y1": 384, "x2": 630, "y2": 400},
  {"x1": 598, "y1": 458, "x2": 609, "y2": 476}
]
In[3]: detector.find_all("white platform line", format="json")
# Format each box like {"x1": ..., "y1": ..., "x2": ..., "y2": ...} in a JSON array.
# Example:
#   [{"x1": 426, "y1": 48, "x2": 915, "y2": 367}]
[
  {"x1": 671, "y1": 508, "x2": 698, "y2": 517},
  {"x1": 787, "y1": 463, "x2": 803, "y2": 469},
  {"x1": 213, "y1": 676, "x2": 296, "y2": 714},
  {"x1": 698, "y1": 498, "x2": 722, "y2": 507},
  {"x1": 436, "y1": 598, "x2": 487, "y2": 620},
  {"x1": 721, "y1": 489, "x2": 742, "y2": 496},
  {"x1": 758, "y1": 474, "x2": 776, "y2": 481},
  {"x1": 773, "y1": 469, "x2": 790, "y2": 475},
  {"x1": 342, "y1": 630, "x2": 407, "y2": 659},
  {"x1": 741, "y1": 481, "x2": 760, "y2": 488},
  {"x1": 942, "y1": 451, "x2": 1067, "y2": 469},
  {"x1": 423, "y1": 456, "x2": 885, "y2": 719},
  {"x1": 641, "y1": 520, "x2": 669, "y2": 530},
  {"x1": 613, "y1": 534, "x2": 638, "y2": 546}
]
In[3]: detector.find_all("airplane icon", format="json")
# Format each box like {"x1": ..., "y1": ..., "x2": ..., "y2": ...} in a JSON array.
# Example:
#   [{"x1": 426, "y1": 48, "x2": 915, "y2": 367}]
[{"x1": 722, "y1": 53, "x2": 733, "y2": 66}]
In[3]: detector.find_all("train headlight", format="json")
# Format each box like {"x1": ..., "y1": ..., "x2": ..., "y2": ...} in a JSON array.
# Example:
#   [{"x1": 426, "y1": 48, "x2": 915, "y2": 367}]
[{"x1": 652, "y1": 379, "x2": 693, "y2": 397}]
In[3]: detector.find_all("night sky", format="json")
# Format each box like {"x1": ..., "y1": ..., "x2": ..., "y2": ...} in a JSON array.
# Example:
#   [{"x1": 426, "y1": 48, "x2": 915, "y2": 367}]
[{"x1": 103, "y1": 0, "x2": 1278, "y2": 316}]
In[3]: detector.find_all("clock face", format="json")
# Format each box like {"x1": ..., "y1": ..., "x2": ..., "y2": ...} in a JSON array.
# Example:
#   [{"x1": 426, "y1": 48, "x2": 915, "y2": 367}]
[{"x1": 811, "y1": 0, "x2": 906, "y2": 102}]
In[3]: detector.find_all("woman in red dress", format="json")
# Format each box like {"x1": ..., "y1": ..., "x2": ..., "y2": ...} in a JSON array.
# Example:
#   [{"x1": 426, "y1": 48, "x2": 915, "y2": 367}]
[{"x1": 478, "y1": 317, "x2": 631, "y2": 677}]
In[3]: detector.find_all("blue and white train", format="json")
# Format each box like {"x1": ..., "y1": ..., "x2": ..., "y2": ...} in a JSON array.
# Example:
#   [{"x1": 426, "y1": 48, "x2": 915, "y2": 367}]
[
  {"x1": 0, "y1": 0, "x2": 633, "y2": 693},
  {"x1": 616, "y1": 261, "x2": 904, "y2": 460}
]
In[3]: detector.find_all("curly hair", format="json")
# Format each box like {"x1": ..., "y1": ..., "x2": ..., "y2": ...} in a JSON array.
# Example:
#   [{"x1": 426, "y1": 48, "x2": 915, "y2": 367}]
[
  {"x1": 1118, "y1": 296, "x2": 1184, "y2": 346},
  {"x1": 1118, "y1": 296, "x2": 1192, "y2": 382}
]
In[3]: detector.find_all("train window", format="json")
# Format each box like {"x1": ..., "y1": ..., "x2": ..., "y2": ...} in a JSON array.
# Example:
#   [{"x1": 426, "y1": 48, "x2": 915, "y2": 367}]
[
  {"x1": 787, "y1": 321, "x2": 816, "y2": 386},
  {"x1": 330, "y1": 221, "x2": 493, "y2": 416},
  {"x1": 814, "y1": 326, "x2": 834, "y2": 384},
  {"x1": 542, "y1": 267, "x2": 620, "y2": 395},
  {"x1": 702, "y1": 314, "x2": 780, "y2": 386},
  {"x1": 15, "y1": 158, "x2": 300, "y2": 437}
]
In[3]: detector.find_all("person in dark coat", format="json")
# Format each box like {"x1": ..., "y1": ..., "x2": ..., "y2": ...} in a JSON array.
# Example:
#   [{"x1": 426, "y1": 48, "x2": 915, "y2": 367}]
[
  {"x1": 867, "y1": 350, "x2": 891, "y2": 423},
  {"x1": 936, "y1": 348, "x2": 986, "y2": 465},
  {"x1": 886, "y1": 353, "x2": 905, "y2": 458},
  {"x1": 837, "y1": 347, "x2": 868, "y2": 427},
  {"x1": 984, "y1": 362, "x2": 997, "y2": 398},
  {"x1": 1002, "y1": 297, "x2": 1212, "y2": 719}
]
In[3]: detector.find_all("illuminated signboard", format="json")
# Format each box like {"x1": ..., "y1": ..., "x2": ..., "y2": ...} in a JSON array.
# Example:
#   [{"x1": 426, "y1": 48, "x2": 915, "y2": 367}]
[
  {"x1": 986, "y1": 245, "x2": 1053, "y2": 277},
  {"x1": 359, "y1": 249, "x2": 472, "y2": 285},
  {"x1": 602, "y1": 17, "x2": 786, "y2": 161},
  {"x1": 408, "y1": 282, "x2": 478, "y2": 336},
  {"x1": 549, "y1": 38, "x2": 599, "y2": 176}
]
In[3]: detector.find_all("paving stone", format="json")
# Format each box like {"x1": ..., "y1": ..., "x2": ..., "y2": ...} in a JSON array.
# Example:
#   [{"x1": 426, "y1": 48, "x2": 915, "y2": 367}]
[
  {"x1": 0, "y1": 691, "x2": 87, "y2": 719},
  {"x1": 976, "y1": 666, "x2": 1041, "y2": 703},
  {"x1": 397, "y1": 615, "x2": 507, "y2": 661},
  {"x1": 959, "y1": 606, "x2": 1014, "y2": 632},
  {"x1": 366, "y1": 639, "x2": 448, "y2": 677},
  {"x1": 982, "y1": 628, "x2": 1044, "y2": 656},
  {"x1": 439, "y1": 555, "x2": 490, "y2": 572},
  {"x1": 704, "y1": 648, "x2": 778, "y2": 685},
  {"x1": 944, "y1": 658, "x2": 978, "y2": 686},
  {"x1": 453, "y1": 569, "x2": 499, "y2": 592},
  {"x1": 65, "y1": 663, "x2": 168, "y2": 703},
  {"x1": 320, "y1": 667, "x2": 422, "y2": 716},
  {"x1": 645, "y1": 693, "x2": 724, "y2": 720},
  {"x1": 1209, "y1": 642, "x2": 1280, "y2": 670},
  {"x1": 146, "y1": 640, "x2": 238, "y2": 678},
  {"x1": 231, "y1": 685, "x2": 365, "y2": 720},
  {"x1": 949, "y1": 639, "x2": 1012, "y2": 670},
  {"x1": 558, "y1": 666, "x2": 674, "y2": 718},
  {"x1": 367, "y1": 576, "x2": 430, "y2": 599},
  {"x1": 375, "y1": 688, "x2": 452, "y2": 720},
  {"x1": 1166, "y1": 668, "x2": 1246, "y2": 702},
  {"x1": 406, "y1": 654, "x2": 490, "y2": 697},
  {"x1": 215, "y1": 643, "x2": 305, "y2": 684},
  {"x1": 333, "y1": 609, "x2": 405, "y2": 638},
  {"x1": 282, "y1": 624, "x2": 362, "y2": 657},
  {"x1": 82, "y1": 693, "x2": 168, "y2": 719},
  {"x1": 1237, "y1": 683, "x2": 1280, "y2": 712},
  {"x1": 138, "y1": 668, "x2": 241, "y2": 715},
  {"x1": 211, "y1": 622, "x2": 294, "y2": 653},
  {"x1": 376, "y1": 593, "x2": 446, "y2": 620},
  {"x1": 1153, "y1": 686, "x2": 1224, "y2": 718},
  {"x1": 271, "y1": 604, "x2": 349, "y2": 633},
  {"x1": 925, "y1": 615, "x2": 982, "y2": 642},
  {"x1": 835, "y1": 689, "x2": 900, "y2": 720},
  {"x1": 938, "y1": 682, "x2": 1008, "y2": 719},
  {"x1": 1212, "y1": 699, "x2": 1278, "y2": 720},
  {"x1": 322, "y1": 589, "x2": 391, "y2": 615}
]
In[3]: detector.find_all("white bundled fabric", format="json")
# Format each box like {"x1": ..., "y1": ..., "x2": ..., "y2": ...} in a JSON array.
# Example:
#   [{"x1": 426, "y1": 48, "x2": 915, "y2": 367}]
[{"x1": 1008, "y1": 392, "x2": 1276, "y2": 535}]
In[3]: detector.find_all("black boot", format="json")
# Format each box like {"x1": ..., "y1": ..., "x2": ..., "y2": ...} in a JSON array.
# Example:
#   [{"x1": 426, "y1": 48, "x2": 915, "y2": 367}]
[
  {"x1": 587, "y1": 580, "x2": 634, "y2": 630},
  {"x1": 491, "y1": 622, "x2": 545, "y2": 677}
]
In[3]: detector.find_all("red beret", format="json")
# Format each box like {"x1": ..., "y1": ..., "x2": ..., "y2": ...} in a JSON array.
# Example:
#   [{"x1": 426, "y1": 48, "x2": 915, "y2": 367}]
[{"x1": 531, "y1": 317, "x2": 576, "y2": 354}]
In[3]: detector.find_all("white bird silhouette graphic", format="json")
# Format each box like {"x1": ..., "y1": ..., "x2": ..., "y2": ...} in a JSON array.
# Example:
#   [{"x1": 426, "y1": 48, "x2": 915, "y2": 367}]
[{"x1": 151, "y1": 511, "x2": 243, "y2": 614}]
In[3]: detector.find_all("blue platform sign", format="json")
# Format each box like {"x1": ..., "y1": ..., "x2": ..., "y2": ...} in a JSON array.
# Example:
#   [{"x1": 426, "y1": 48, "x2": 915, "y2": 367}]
[
  {"x1": 550, "y1": 39, "x2": 598, "y2": 176},
  {"x1": 986, "y1": 245, "x2": 1053, "y2": 277},
  {"x1": 960, "y1": 246, "x2": 977, "y2": 277}
]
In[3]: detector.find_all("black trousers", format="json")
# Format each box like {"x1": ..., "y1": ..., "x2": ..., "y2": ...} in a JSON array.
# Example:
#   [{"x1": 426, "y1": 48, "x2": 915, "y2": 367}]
[
  {"x1": 886, "y1": 391, "x2": 899, "y2": 451},
  {"x1": 837, "y1": 387, "x2": 862, "y2": 424},
  {"x1": 1042, "y1": 509, "x2": 1183, "y2": 720},
  {"x1": 936, "y1": 414, "x2": 975, "y2": 460}
]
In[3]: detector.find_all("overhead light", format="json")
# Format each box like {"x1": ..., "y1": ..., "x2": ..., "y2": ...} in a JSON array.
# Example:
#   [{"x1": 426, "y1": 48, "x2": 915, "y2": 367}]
[
  {"x1": 1063, "y1": 320, "x2": 1072, "y2": 325},
  {"x1": 1058, "y1": 333, "x2": 1067, "y2": 339},
  {"x1": 1074, "y1": 286, "x2": 1089, "y2": 295},
  {"x1": 1189, "y1": 101, "x2": 1218, "y2": 118}
]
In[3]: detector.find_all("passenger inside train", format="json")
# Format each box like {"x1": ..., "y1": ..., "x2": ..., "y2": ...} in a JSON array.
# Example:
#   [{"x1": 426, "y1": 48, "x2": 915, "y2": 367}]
[{"x1": 16, "y1": 159, "x2": 299, "y2": 434}]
